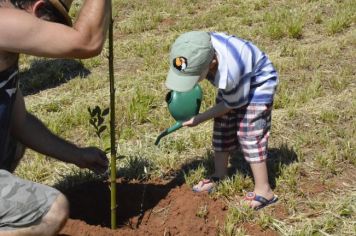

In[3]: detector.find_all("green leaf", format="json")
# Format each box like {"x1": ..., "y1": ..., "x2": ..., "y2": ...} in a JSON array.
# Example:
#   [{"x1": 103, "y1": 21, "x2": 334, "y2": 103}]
[
  {"x1": 98, "y1": 125, "x2": 107, "y2": 134},
  {"x1": 98, "y1": 116, "x2": 104, "y2": 127},
  {"x1": 93, "y1": 106, "x2": 101, "y2": 116},
  {"x1": 89, "y1": 119, "x2": 97, "y2": 128},
  {"x1": 102, "y1": 107, "x2": 110, "y2": 116}
]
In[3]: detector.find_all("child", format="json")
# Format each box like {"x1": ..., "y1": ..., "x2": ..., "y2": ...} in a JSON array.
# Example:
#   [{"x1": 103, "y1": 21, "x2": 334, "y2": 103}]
[{"x1": 165, "y1": 31, "x2": 278, "y2": 210}]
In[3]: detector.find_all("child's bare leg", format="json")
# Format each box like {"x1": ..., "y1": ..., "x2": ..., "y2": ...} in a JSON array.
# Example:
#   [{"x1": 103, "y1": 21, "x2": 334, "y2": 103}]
[
  {"x1": 249, "y1": 161, "x2": 274, "y2": 208},
  {"x1": 212, "y1": 151, "x2": 229, "y2": 178},
  {"x1": 192, "y1": 151, "x2": 229, "y2": 192}
]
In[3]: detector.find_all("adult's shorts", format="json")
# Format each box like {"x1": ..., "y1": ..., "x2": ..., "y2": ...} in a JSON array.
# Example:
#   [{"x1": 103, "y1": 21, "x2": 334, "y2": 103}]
[{"x1": 0, "y1": 169, "x2": 60, "y2": 231}]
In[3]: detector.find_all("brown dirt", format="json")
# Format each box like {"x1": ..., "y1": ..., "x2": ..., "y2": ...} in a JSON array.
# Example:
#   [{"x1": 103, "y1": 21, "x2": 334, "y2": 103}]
[
  {"x1": 57, "y1": 158, "x2": 356, "y2": 236},
  {"x1": 58, "y1": 179, "x2": 228, "y2": 236},
  {"x1": 241, "y1": 223, "x2": 279, "y2": 236}
]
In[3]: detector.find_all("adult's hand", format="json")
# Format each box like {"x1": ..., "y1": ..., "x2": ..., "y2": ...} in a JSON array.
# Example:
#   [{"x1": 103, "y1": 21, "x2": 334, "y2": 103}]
[{"x1": 75, "y1": 147, "x2": 109, "y2": 174}]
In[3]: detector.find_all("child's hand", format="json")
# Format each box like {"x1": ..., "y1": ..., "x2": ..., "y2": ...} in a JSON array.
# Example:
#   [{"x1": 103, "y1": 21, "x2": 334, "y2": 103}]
[{"x1": 183, "y1": 116, "x2": 201, "y2": 127}]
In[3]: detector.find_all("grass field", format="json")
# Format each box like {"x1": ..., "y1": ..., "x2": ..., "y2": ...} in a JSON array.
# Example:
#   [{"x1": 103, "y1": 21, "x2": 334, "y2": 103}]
[{"x1": 16, "y1": 0, "x2": 355, "y2": 235}]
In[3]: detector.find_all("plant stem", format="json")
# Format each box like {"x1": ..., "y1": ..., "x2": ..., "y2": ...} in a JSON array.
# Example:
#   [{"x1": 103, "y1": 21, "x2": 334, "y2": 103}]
[{"x1": 109, "y1": 0, "x2": 117, "y2": 229}]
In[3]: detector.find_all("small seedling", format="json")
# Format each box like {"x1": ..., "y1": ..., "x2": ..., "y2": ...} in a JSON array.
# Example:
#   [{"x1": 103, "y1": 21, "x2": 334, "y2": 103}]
[
  {"x1": 88, "y1": 105, "x2": 111, "y2": 156},
  {"x1": 88, "y1": 105, "x2": 109, "y2": 139}
]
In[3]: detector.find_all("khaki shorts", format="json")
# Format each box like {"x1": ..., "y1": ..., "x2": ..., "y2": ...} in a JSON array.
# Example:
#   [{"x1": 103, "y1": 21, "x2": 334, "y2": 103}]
[{"x1": 0, "y1": 170, "x2": 60, "y2": 231}]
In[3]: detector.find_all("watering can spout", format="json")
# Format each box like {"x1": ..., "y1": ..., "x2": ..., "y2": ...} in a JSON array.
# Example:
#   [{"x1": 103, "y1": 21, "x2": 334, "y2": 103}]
[
  {"x1": 154, "y1": 122, "x2": 183, "y2": 145},
  {"x1": 155, "y1": 84, "x2": 203, "y2": 145}
]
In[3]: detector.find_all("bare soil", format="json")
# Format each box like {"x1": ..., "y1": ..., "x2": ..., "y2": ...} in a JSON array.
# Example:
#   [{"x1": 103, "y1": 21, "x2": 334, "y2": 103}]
[
  {"x1": 58, "y1": 178, "x2": 277, "y2": 236},
  {"x1": 59, "y1": 179, "x2": 227, "y2": 236}
]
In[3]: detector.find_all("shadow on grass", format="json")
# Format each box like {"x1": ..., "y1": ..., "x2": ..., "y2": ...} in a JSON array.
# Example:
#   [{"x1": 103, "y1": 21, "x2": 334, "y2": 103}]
[
  {"x1": 20, "y1": 59, "x2": 90, "y2": 96},
  {"x1": 54, "y1": 144, "x2": 296, "y2": 228},
  {"x1": 228, "y1": 143, "x2": 298, "y2": 189}
]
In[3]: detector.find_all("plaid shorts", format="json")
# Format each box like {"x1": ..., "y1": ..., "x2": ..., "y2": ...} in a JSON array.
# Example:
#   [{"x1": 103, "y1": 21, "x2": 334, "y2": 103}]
[{"x1": 213, "y1": 102, "x2": 272, "y2": 163}]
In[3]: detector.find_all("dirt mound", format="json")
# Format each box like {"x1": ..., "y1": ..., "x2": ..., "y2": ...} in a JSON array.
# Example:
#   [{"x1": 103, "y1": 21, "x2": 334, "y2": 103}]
[{"x1": 58, "y1": 179, "x2": 227, "y2": 236}]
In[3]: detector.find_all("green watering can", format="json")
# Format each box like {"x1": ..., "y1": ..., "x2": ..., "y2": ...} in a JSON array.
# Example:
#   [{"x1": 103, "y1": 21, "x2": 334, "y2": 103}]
[{"x1": 155, "y1": 84, "x2": 203, "y2": 145}]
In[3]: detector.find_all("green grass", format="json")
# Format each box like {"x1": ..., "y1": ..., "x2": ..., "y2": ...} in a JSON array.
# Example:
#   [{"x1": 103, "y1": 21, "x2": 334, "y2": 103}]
[
  {"x1": 325, "y1": 0, "x2": 355, "y2": 35},
  {"x1": 213, "y1": 174, "x2": 254, "y2": 199},
  {"x1": 196, "y1": 203, "x2": 209, "y2": 219},
  {"x1": 15, "y1": 0, "x2": 356, "y2": 235},
  {"x1": 221, "y1": 203, "x2": 255, "y2": 231}
]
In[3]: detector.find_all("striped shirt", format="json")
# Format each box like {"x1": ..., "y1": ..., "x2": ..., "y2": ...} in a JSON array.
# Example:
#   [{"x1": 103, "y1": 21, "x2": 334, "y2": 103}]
[{"x1": 208, "y1": 32, "x2": 278, "y2": 108}]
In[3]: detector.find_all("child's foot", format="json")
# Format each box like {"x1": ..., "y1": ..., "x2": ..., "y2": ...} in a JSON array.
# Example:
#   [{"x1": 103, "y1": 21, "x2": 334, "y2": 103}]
[
  {"x1": 192, "y1": 176, "x2": 221, "y2": 193},
  {"x1": 244, "y1": 190, "x2": 278, "y2": 210}
]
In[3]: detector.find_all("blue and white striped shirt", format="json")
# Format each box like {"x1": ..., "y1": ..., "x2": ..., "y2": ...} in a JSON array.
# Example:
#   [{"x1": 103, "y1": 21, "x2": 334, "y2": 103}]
[{"x1": 209, "y1": 32, "x2": 278, "y2": 108}]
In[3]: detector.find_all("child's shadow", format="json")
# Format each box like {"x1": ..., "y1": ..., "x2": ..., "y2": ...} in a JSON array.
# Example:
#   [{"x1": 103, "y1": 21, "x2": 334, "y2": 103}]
[{"x1": 228, "y1": 143, "x2": 298, "y2": 189}]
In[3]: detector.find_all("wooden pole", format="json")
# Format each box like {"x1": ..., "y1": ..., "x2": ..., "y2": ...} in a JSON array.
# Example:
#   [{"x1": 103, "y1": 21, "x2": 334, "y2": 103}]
[{"x1": 108, "y1": 0, "x2": 117, "y2": 229}]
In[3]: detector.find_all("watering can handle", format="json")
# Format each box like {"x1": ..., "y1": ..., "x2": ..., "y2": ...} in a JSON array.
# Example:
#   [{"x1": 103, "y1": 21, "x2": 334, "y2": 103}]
[{"x1": 154, "y1": 122, "x2": 183, "y2": 145}]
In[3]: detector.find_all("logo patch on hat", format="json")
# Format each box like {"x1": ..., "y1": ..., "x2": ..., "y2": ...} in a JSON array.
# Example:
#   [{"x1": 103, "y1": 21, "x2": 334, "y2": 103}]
[{"x1": 173, "y1": 57, "x2": 188, "y2": 72}]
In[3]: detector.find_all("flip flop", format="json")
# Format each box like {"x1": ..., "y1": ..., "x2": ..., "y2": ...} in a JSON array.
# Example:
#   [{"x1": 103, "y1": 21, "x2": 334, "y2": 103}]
[
  {"x1": 244, "y1": 192, "x2": 278, "y2": 210},
  {"x1": 192, "y1": 177, "x2": 220, "y2": 193}
]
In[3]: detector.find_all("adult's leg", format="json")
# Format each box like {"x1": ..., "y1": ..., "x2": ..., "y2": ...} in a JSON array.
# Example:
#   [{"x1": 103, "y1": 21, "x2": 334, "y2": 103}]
[
  {"x1": 0, "y1": 193, "x2": 69, "y2": 236},
  {"x1": 0, "y1": 170, "x2": 69, "y2": 235}
]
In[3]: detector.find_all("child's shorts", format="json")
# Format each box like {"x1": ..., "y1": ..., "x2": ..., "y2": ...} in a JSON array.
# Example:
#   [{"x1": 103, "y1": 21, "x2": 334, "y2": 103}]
[
  {"x1": 0, "y1": 169, "x2": 60, "y2": 231},
  {"x1": 212, "y1": 103, "x2": 272, "y2": 163}
]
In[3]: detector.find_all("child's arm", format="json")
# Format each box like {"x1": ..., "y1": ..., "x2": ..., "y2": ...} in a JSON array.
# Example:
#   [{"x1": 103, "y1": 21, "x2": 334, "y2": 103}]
[{"x1": 183, "y1": 102, "x2": 231, "y2": 127}]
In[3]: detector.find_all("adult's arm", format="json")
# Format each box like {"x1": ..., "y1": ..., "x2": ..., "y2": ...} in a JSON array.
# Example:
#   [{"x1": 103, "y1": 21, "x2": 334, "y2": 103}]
[
  {"x1": 0, "y1": 0, "x2": 111, "y2": 59},
  {"x1": 10, "y1": 90, "x2": 109, "y2": 174}
]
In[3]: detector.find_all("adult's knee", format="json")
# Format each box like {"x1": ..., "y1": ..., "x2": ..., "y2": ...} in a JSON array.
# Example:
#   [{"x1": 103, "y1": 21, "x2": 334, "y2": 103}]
[
  {"x1": 51, "y1": 193, "x2": 69, "y2": 226},
  {"x1": 41, "y1": 193, "x2": 69, "y2": 235},
  {"x1": 0, "y1": 193, "x2": 70, "y2": 236},
  {"x1": 53, "y1": 193, "x2": 70, "y2": 222}
]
